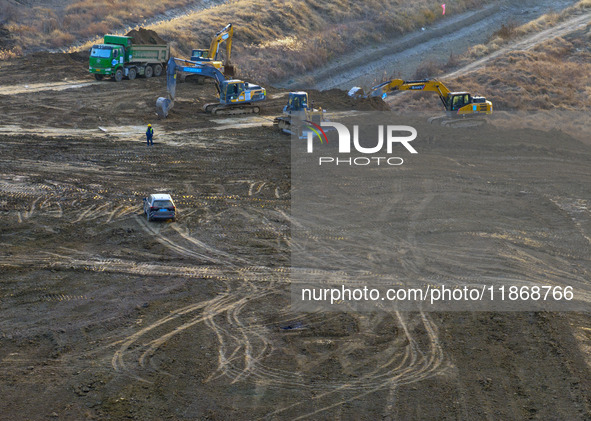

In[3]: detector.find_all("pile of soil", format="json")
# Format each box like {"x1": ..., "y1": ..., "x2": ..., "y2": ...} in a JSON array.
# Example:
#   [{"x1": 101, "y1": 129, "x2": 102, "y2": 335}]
[
  {"x1": 125, "y1": 28, "x2": 167, "y2": 45},
  {"x1": 259, "y1": 87, "x2": 391, "y2": 117},
  {"x1": 0, "y1": 52, "x2": 90, "y2": 80},
  {"x1": 310, "y1": 89, "x2": 391, "y2": 111}
]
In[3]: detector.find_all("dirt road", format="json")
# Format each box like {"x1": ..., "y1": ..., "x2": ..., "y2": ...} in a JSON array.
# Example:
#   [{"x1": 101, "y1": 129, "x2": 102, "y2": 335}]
[{"x1": 444, "y1": 10, "x2": 591, "y2": 78}]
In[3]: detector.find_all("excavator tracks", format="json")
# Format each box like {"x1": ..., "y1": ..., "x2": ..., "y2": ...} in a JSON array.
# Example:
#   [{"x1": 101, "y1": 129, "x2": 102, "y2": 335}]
[
  {"x1": 204, "y1": 103, "x2": 261, "y2": 115},
  {"x1": 428, "y1": 115, "x2": 488, "y2": 128}
]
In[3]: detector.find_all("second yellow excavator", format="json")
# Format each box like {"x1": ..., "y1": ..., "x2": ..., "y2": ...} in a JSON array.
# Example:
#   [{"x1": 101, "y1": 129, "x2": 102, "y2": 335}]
[
  {"x1": 352, "y1": 79, "x2": 493, "y2": 127},
  {"x1": 181, "y1": 24, "x2": 236, "y2": 83}
]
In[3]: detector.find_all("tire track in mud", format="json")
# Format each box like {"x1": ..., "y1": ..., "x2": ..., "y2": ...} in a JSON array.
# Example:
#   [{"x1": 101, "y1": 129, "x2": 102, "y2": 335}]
[
  {"x1": 4, "y1": 131, "x2": 588, "y2": 418},
  {"x1": 29, "y1": 211, "x2": 445, "y2": 397},
  {"x1": 109, "y1": 275, "x2": 448, "y2": 404},
  {"x1": 265, "y1": 311, "x2": 446, "y2": 420},
  {"x1": 258, "y1": 184, "x2": 451, "y2": 415},
  {"x1": 135, "y1": 216, "x2": 240, "y2": 266}
]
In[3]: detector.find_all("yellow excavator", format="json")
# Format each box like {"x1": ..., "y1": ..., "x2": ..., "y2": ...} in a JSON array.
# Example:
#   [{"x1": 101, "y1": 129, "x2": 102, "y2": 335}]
[
  {"x1": 180, "y1": 23, "x2": 236, "y2": 83},
  {"x1": 274, "y1": 92, "x2": 327, "y2": 137},
  {"x1": 353, "y1": 78, "x2": 493, "y2": 127}
]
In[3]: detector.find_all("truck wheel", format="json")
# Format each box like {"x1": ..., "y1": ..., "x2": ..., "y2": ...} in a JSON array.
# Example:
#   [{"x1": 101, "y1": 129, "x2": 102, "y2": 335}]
[
  {"x1": 128, "y1": 68, "x2": 137, "y2": 80},
  {"x1": 145, "y1": 65, "x2": 153, "y2": 78},
  {"x1": 153, "y1": 64, "x2": 163, "y2": 77},
  {"x1": 114, "y1": 68, "x2": 123, "y2": 82},
  {"x1": 94, "y1": 74, "x2": 104, "y2": 81}
]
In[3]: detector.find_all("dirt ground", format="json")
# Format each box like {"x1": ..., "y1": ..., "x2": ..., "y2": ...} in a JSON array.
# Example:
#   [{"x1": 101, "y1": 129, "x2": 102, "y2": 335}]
[{"x1": 1, "y1": 44, "x2": 591, "y2": 421}]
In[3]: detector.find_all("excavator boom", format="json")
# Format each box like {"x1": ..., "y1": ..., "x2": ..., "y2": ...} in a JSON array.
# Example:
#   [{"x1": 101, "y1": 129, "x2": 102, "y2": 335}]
[
  {"x1": 369, "y1": 79, "x2": 451, "y2": 108},
  {"x1": 209, "y1": 23, "x2": 233, "y2": 64},
  {"x1": 190, "y1": 23, "x2": 235, "y2": 77}
]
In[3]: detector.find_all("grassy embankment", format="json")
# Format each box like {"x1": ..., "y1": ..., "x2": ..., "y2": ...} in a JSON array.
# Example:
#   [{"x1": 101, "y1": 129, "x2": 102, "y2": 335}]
[
  {"x1": 0, "y1": 0, "x2": 200, "y2": 57},
  {"x1": 1, "y1": 0, "x2": 489, "y2": 83},
  {"x1": 464, "y1": 0, "x2": 591, "y2": 60},
  {"x1": 400, "y1": 0, "x2": 591, "y2": 113}
]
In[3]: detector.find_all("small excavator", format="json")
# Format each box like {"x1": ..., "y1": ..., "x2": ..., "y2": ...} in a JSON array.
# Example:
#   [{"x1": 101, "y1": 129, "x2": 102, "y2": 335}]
[
  {"x1": 274, "y1": 92, "x2": 327, "y2": 137},
  {"x1": 156, "y1": 57, "x2": 266, "y2": 117},
  {"x1": 352, "y1": 79, "x2": 493, "y2": 127},
  {"x1": 180, "y1": 23, "x2": 236, "y2": 82}
]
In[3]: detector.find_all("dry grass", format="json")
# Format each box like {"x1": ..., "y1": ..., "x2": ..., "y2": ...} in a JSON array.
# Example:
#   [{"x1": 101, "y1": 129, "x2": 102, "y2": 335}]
[
  {"x1": 0, "y1": 46, "x2": 21, "y2": 60},
  {"x1": 413, "y1": 52, "x2": 460, "y2": 79},
  {"x1": 387, "y1": 27, "x2": 591, "y2": 142},
  {"x1": 0, "y1": 0, "x2": 194, "y2": 52},
  {"x1": 148, "y1": 0, "x2": 487, "y2": 83},
  {"x1": 466, "y1": 0, "x2": 591, "y2": 60},
  {"x1": 492, "y1": 21, "x2": 517, "y2": 40},
  {"x1": 390, "y1": 29, "x2": 591, "y2": 114},
  {"x1": 1, "y1": 0, "x2": 489, "y2": 82},
  {"x1": 414, "y1": 60, "x2": 442, "y2": 79}
]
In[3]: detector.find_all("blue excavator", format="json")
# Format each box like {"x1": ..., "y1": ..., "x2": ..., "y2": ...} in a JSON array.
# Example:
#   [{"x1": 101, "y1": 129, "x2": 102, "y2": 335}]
[{"x1": 156, "y1": 57, "x2": 266, "y2": 117}]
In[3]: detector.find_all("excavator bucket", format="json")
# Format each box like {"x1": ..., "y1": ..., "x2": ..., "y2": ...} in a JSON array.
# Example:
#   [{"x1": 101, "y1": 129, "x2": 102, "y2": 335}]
[
  {"x1": 223, "y1": 64, "x2": 236, "y2": 78},
  {"x1": 156, "y1": 57, "x2": 177, "y2": 118},
  {"x1": 156, "y1": 97, "x2": 172, "y2": 118}
]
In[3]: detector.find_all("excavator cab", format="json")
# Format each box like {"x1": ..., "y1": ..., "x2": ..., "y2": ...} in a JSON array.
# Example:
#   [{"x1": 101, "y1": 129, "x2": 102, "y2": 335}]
[
  {"x1": 446, "y1": 92, "x2": 492, "y2": 116},
  {"x1": 448, "y1": 92, "x2": 471, "y2": 111},
  {"x1": 219, "y1": 80, "x2": 245, "y2": 102},
  {"x1": 190, "y1": 49, "x2": 210, "y2": 61},
  {"x1": 274, "y1": 91, "x2": 327, "y2": 137}
]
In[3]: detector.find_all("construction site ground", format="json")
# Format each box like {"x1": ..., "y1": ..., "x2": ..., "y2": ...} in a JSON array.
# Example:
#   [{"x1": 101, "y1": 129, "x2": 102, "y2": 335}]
[{"x1": 1, "y1": 10, "x2": 591, "y2": 421}]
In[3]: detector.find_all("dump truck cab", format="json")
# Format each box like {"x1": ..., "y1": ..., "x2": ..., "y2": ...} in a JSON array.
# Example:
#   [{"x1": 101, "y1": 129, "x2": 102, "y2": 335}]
[
  {"x1": 89, "y1": 36, "x2": 132, "y2": 79},
  {"x1": 90, "y1": 43, "x2": 126, "y2": 73}
]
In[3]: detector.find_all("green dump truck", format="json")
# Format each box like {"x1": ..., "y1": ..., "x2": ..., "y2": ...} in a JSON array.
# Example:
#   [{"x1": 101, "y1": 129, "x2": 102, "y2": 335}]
[{"x1": 89, "y1": 35, "x2": 170, "y2": 82}]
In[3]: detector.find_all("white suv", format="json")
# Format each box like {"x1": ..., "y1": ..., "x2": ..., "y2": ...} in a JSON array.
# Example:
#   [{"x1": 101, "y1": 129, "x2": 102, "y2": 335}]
[{"x1": 143, "y1": 193, "x2": 176, "y2": 222}]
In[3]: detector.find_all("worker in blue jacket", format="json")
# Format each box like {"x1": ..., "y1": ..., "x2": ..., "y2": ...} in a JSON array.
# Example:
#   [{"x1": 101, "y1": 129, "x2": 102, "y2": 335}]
[{"x1": 146, "y1": 124, "x2": 154, "y2": 146}]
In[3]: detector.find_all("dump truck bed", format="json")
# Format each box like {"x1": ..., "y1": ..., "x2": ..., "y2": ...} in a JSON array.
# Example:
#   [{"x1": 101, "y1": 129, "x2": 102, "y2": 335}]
[{"x1": 129, "y1": 44, "x2": 170, "y2": 64}]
